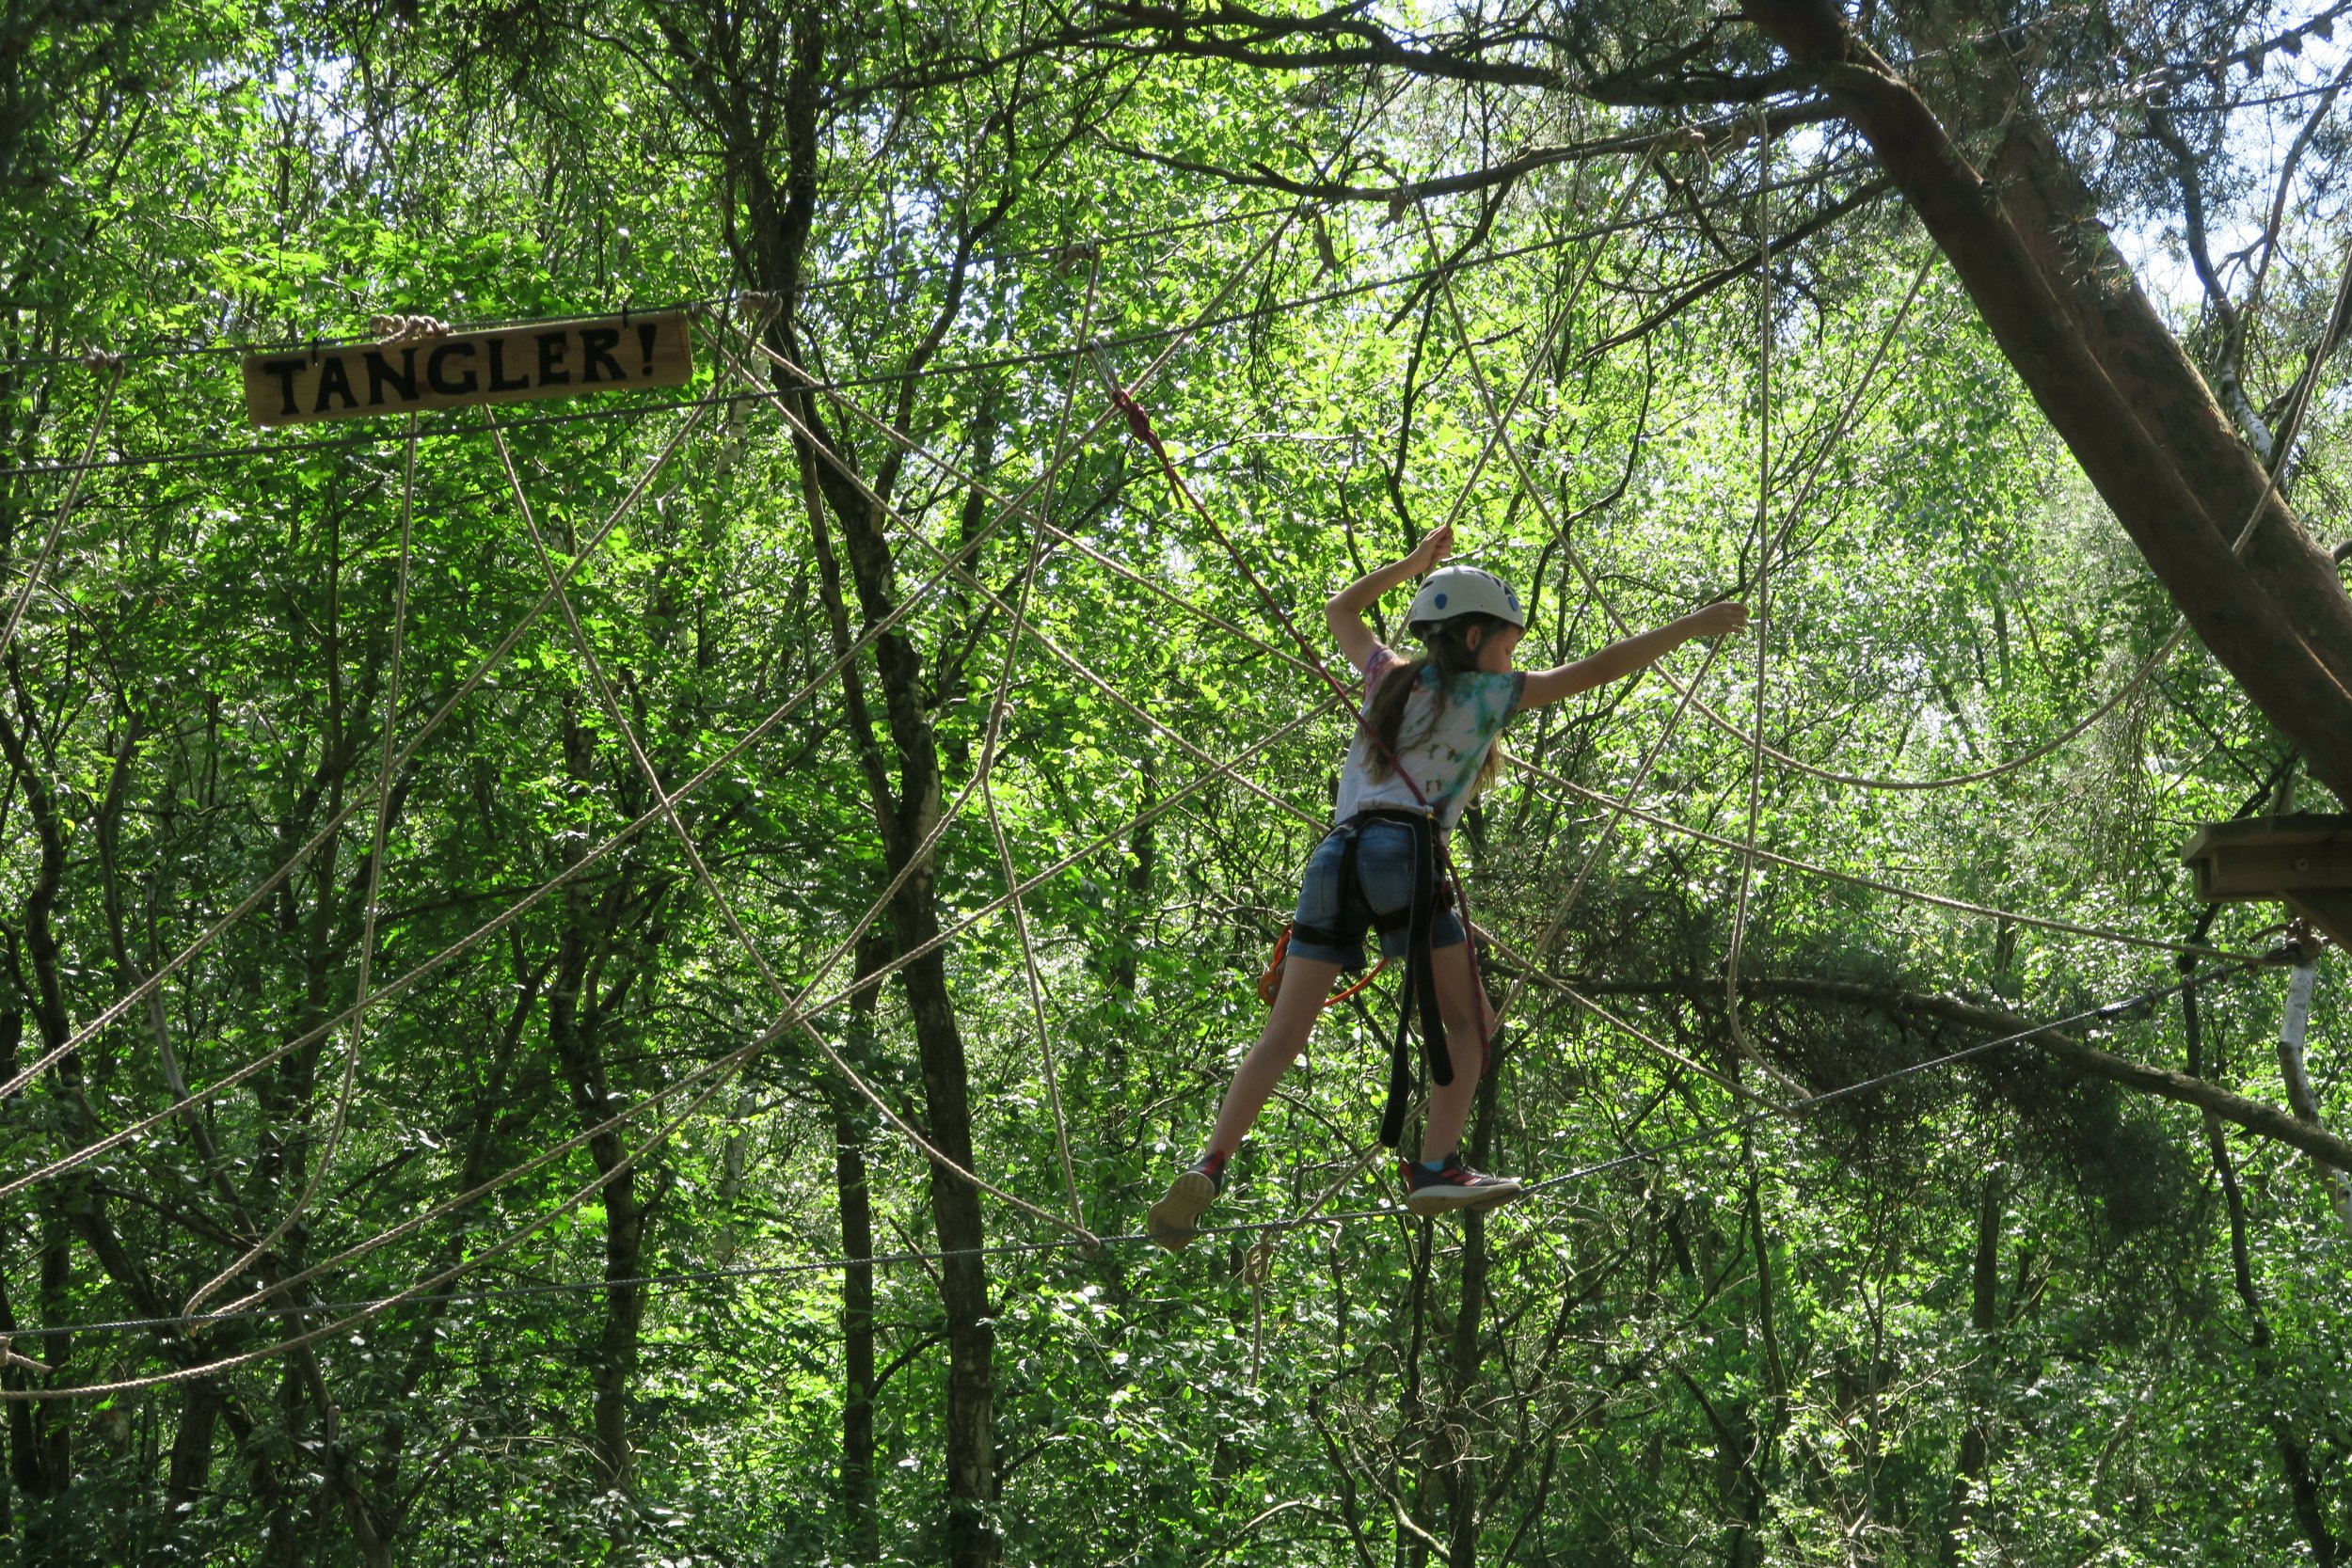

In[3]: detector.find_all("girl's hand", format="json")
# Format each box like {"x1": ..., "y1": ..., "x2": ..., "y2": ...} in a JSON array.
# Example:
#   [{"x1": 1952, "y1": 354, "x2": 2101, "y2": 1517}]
[
  {"x1": 1685, "y1": 600, "x2": 1750, "y2": 637},
  {"x1": 1406, "y1": 523, "x2": 1454, "y2": 575}
]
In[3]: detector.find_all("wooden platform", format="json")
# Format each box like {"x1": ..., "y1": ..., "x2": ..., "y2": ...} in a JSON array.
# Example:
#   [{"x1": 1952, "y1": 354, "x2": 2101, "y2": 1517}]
[{"x1": 2182, "y1": 813, "x2": 2352, "y2": 949}]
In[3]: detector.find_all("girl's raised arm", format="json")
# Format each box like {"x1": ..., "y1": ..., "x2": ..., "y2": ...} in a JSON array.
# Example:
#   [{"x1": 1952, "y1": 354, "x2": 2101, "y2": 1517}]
[
  {"x1": 1518, "y1": 600, "x2": 1748, "y2": 709},
  {"x1": 1326, "y1": 524, "x2": 1453, "y2": 673}
]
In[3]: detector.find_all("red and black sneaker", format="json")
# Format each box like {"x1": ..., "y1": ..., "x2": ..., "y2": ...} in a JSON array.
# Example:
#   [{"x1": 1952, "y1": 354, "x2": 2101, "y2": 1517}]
[{"x1": 1400, "y1": 1154, "x2": 1524, "y2": 1217}]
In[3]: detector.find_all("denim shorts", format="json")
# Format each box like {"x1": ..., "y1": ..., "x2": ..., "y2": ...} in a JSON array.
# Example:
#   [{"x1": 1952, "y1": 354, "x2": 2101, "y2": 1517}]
[{"x1": 1286, "y1": 819, "x2": 1466, "y2": 970}]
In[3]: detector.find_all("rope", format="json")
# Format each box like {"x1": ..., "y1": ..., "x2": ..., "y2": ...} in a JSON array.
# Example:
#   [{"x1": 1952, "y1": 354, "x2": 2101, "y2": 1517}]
[
  {"x1": 723, "y1": 276, "x2": 2255, "y2": 1108},
  {"x1": 729, "y1": 251, "x2": 1776, "y2": 1119},
  {"x1": 195, "y1": 683, "x2": 1349, "y2": 1321},
  {"x1": 1552, "y1": 222, "x2": 2352, "y2": 795},
  {"x1": 8, "y1": 159, "x2": 2314, "y2": 1382},
  {"x1": 483, "y1": 388, "x2": 1095, "y2": 1250},
  {"x1": 1518, "y1": 962, "x2": 2237, "y2": 1195},
  {"x1": 706, "y1": 341, "x2": 1397, "y2": 882},
  {"x1": 1420, "y1": 155, "x2": 1659, "y2": 543},
  {"x1": 194, "y1": 381, "x2": 1156, "y2": 1330},
  {"x1": 746, "y1": 331, "x2": 1331, "y2": 688},
  {"x1": 177, "y1": 226, "x2": 1340, "y2": 1317},
  {"x1": 36, "y1": 658, "x2": 2184, "y2": 1339},
  {"x1": 1097, "y1": 167, "x2": 1663, "y2": 1134},
  {"x1": 0, "y1": 354, "x2": 126, "y2": 664},
  {"x1": 699, "y1": 332, "x2": 1362, "y2": 1001},
  {"x1": 3, "y1": 380, "x2": 1041, "y2": 1212},
  {"x1": 183, "y1": 412, "x2": 420, "y2": 1319},
  {"x1": 1510, "y1": 751, "x2": 2255, "y2": 962},
  {"x1": 8, "y1": 1021, "x2": 769, "y2": 1400},
  {"x1": 1471, "y1": 926, "x2": 1772, "y2": 1104},
  {"x1": 0, "y1": 172, "x2": 1871, "y2": 485},
  {"x1": 724, "y1": 305, "x2": 2255, "y2": 1129},
  {"x1": 1501, "y1": 642, "x2": 1734, "y2": 1020},
  {"x1": 486, "y1": 310, "x2": 1099, "y2": 1248}
]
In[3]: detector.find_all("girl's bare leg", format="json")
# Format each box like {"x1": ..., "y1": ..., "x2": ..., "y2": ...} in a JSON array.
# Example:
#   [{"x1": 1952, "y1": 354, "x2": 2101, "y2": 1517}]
[
  {"x1": 1203, "y1": 956, "x2": 1343, "y2": 1157},
  {"x1": 1420, "y1": 940, "x2": 1498, "y2": 1161},
  {"x1": 1151, "y1": 957, "x2": 1349, "y2": 1251}
]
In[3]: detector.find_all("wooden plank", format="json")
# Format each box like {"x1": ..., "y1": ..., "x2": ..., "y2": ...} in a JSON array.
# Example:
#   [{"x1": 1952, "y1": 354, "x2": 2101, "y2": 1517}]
[
  {"x1": 2192, "y1": 842, "x2": 2352, "y2": 897},
  {"x1": 242, "y1": 311, "x2": 694, "y2": 427}
]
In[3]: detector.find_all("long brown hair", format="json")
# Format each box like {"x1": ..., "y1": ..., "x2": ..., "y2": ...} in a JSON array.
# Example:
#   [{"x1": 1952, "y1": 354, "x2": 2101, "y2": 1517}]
[{"x1": 1363, "y1": 612, "x2": 1511, "y2": 796}]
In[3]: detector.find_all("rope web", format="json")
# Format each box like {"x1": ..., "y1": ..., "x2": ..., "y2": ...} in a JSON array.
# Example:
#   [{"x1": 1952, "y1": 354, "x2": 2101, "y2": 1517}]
[{"x1": 0, "y1": 147, "x2": 2328, "y2": 1399}]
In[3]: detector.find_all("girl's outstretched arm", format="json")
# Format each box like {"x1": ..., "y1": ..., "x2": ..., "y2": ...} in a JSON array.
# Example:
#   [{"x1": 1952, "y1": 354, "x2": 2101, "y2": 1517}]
[
  {"x1": 1327, "y1": 524, "x2": 1452, "y2": 673},
  {"x1": 1518, "y1": 600, "x2": 1748, "y2": 709}
]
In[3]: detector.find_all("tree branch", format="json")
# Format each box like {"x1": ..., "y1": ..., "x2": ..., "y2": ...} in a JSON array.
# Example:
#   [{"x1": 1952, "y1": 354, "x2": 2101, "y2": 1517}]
[{"x1": 1589, "y1": 973, "x2": 2352, "y2": 1173}]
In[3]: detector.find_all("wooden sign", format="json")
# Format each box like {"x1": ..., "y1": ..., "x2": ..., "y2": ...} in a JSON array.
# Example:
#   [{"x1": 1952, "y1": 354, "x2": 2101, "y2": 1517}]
[{"x1": 242, "y1": 310, "x2": 694, "y2": 426}]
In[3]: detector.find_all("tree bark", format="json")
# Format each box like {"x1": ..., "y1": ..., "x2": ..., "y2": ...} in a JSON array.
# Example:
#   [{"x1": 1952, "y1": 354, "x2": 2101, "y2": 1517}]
[
  {"x1": 1441, "y1": 1049, "x2": 1502, "y2": 1568},
  {"x1": 683, "y1": 6, "x2": 1002, "y2": 1556}
]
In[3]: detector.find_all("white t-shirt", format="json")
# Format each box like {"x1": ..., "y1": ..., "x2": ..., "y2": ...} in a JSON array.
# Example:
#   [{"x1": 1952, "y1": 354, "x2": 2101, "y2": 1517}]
[{"x1": 1333, "y1": 644, "x2": 1524, "y2": 832}]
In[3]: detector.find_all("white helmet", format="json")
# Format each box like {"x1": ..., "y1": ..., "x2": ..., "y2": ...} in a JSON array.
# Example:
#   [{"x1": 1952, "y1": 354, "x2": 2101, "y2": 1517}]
[{"x1": 1406, "y1": 565, "x2": 1524, "y2": 630}]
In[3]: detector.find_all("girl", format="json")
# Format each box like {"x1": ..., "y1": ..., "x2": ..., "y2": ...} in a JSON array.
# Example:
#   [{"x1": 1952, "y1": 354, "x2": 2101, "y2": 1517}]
[{"x1": 1149, "y1": 525, "x2": 1748, "y2": 1249}]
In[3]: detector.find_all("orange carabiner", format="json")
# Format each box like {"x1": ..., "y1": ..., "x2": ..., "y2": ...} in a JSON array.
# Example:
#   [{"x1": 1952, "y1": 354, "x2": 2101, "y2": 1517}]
[{"x1": 1259, "y1": 925, "x2": 1389, "y2": 1008}]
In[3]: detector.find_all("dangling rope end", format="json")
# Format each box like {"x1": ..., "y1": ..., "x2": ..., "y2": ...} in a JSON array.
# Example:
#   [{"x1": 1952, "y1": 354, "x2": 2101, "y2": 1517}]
[{"x1": 1244, "y1": 1234, "x2": 1278, "y2": 1385}]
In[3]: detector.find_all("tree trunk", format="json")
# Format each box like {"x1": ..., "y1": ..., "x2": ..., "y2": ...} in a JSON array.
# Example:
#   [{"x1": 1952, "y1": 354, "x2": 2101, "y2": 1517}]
[
  {"x1": 1743, "y1": 0, "x2": 2352, "y2": 801},
  {"x1": 547, "y1": 700, "x2": 652, "y2": 1509},
  {"x1": 788, "y1": 354, "x2": 1002, "y2": 1568},
  {"x1": 1441, "y1": 1056, "x2": 1502, "y2": 1568}
]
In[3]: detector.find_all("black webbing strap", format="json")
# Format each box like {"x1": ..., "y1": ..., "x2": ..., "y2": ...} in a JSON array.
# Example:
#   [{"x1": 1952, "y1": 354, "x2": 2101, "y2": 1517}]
[{"x1": 1356, "y1": 809, "x2": 1449, "y2": 1148}]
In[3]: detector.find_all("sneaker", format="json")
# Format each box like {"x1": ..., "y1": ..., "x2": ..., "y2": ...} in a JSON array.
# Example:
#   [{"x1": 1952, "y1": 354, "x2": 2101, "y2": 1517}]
[
  {"x1": 1147, "y1": 1155, "x2": 1227, "y2": 1252},
  {"x1": 1401, "y1": 1154, "x2": 1524, "y2": 1217}
]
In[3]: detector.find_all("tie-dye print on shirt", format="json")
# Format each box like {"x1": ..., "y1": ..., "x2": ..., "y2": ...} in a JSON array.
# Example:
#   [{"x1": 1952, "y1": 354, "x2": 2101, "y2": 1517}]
[{"x1": 1334, "y1": 644, "x2": 1524, "y2": 832}]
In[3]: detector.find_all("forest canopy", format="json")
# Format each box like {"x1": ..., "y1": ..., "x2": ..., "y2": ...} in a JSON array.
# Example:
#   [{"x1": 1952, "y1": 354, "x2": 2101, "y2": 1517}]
[{"x1": 1, "y1": 0, "x2": 2350, "y2": 1563}]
